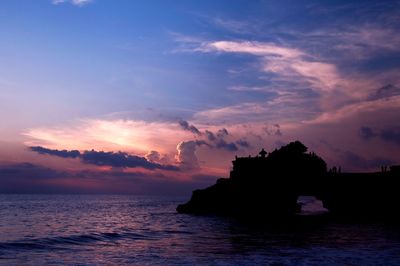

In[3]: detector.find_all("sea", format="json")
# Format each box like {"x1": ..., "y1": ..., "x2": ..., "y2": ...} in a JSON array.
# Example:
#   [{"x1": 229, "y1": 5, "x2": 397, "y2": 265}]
[{"x1": 1, "y1": 194, "x2": 400, "y2": 265}]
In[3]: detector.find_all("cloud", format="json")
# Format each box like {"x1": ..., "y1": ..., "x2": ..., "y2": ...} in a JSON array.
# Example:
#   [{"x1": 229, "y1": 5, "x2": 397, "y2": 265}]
[
  {"x1": 263, "y1": 124, "x2": 283, "y2": 136},
  {"x1": 30, "y1": 146, "x2": 179, "y2": 171},
  {"x1": 167, "y1": 8, "x2": 400, "y2": 173},
  {"x1": 360, "y1": 126, "x2": 400, "y2": 145},
  {"x1": 210, "y1": 17, "x2": 255, "y2": 35},
  {"x1": 189, "y1": 36, "x2": 399, "y2": 127},
  {"x1": 145, "y1": 150, "x2": 174, "y2": 165},
  {"x1": 145, "y1": 150, "x2": 161, "y2": 162},
  {"x1": 0, "y1": 162, "x2": 65, "y2": 179},
  {"x1": 30, "y1": 146, "x2": 80, "y2": 158},
  {"x1": 80, "y1": 150, "x2": 178, "y2": 171},
  {"x1": 176, "y1": 140, "x2": 208, "y2": 170},
  {"x1": 215, "y1": 139, "x2": 238, "y2": 151},
  {"x1": 23, "y1": 117, "x2": 250, "y2": 174},
  {"x1": 368, "y1": 84, "x2": 400, "y2": 101},
  {"x1": 52, "y1": 0, "x2": 92, "y2": 6},
  {"x1": 359, "y1": 126, "x2": 377, "y2": 140},
  {"x1": 216, "y1": 128, "x2": 229, "y2": 137},
  {"x1": 236, "y1": 139, "x2": 250, "y2": 148},
  {"x1": 179, "y1": 119, "x2": 247, "y2": 153},
  {"x1": 177, "y1": 121, "x2": 246, "y2": 153},
  {"x1": 200, "y1": 127, "x2": 244, "y2": 152},
  {"x1": 307, "y1": 95, "x2": 400, "y2": 125},
  {"x1": 205, "y1": 130, "x2": 216, "y2": 141},
  {"x1": 0, "y1": 162, "x2": 70, "y2": 193},
  {"x1": 194, "y1": 83, "x2": 321, "y2": 125},
  {"x1": 228, "y1": 86, "x2": 272, "y2": 92},
  {"x1": 203, "y1": 127, "x2": 238, "y2": 152},
  {"x1": 381, "y1": 127, "x2": 400, "y2": 145},
  {"x1": 327, "y1": 26, "x2": 400, "y2": 58},
  {"x1": 194, "y1": 97, "x2": 316, "y2": 124},
  {"x1": 198, "y1": 41, "x2": 304, "y2": 58},
  {"x1": 274, "y1": 124, "x2": 282, "y2": 136},
  {"x1": 72, "y1": 0, "x2": 91, "y2": 5},
  {"x1": 23, "y1": 119, "x2": 191, "y2": 155},
  {"x1": 197, "y1": 40, "x2": 341, "y2": 93},
  {"x1": 171, "y1": 8, "x2": 400, "y2": 118},
  {"x1": 0, "y1": 162, "x2": 210, "y2": 195},
  {"x1": 178, "y1": 120, "x2": 201, "y2": 135}
]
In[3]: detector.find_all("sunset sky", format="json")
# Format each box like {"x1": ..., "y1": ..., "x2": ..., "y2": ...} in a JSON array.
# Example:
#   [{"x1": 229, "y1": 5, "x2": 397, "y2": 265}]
[{"x1": 1, "y1": 0, "x2": 399, "y2": 194}]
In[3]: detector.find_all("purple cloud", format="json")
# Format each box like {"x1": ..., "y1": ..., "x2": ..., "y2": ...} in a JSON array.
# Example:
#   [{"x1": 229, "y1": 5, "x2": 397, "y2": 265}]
[
  {"x1": 178, "y1": 120, "x2": 202, "y2": 135},
  {"x1": 30, "y1": 146, "x2": 179, "y2": 171}
]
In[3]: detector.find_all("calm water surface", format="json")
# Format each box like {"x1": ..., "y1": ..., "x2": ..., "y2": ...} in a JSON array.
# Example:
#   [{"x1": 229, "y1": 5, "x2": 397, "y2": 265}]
[{"x1": 1, "y1": 194, "x2": 400, "y2": 265}]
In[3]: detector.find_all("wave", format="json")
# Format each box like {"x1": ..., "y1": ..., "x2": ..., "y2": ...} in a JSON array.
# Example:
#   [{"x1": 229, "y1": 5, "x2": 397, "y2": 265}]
[{"x1": 0, "y1": 230, "x2": 170, "y2": 252}]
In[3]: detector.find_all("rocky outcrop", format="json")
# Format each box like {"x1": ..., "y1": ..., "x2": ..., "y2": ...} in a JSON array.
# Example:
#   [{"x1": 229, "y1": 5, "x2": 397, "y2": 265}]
[
  {"x1": 177, "y1": 141, "x2": 326, "y2": 218},
  {"x1": 177, "y1": 141, "x2": 400, "y2": 220}
]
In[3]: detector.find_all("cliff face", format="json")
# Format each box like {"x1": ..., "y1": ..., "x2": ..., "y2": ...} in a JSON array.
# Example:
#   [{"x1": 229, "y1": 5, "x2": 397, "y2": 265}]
[{"x1": 177, "y1": 141, "x2": 400, "y2": 219}]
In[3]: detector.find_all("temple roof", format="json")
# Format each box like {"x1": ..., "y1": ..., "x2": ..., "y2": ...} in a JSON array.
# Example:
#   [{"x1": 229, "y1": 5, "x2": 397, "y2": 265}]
[{"x1": 259, "y1": 148, "x2": 267, "y2": 158}]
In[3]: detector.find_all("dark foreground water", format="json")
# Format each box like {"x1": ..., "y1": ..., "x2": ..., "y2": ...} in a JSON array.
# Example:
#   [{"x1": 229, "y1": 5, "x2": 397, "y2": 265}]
[{"x1": 1, "y1": 195, "x2": 400, "y2": 265}]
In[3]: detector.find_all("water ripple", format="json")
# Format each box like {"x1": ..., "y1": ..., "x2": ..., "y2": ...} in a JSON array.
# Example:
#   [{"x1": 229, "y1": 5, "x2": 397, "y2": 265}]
[{"x1": 1, "y1": 195, "x2": 400, "y2": 265}]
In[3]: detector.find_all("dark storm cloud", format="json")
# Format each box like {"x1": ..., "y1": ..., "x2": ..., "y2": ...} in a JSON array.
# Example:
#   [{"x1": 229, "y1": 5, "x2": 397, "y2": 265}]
[
  {"x1": 177, "y1": 120, "x2": 246, "y2": 152},
  {"x1": 236, "y1": 139, "x2": 250, "y2": 148},
  {"x1": 176, "y1": 117, "x2": 251, "y2": 152},
  {"x1": 196, "y1": 140, "x2": 210, "y2": 146},
  {"x1": 30, "y1": 146, "x2": 179, "y2": 171},
  {"x1": 216, "y1": 128, "x2": 229, "y2": 137},
  {"x1": 368, "y1": 84, "x2": 400, "y2": 101},
  {"x1": 195, "y1": 127, "x2": 241, "y2": 152},
  {"x1": 81, "y1": 150, "x2": 179, "y2": 171},
  {"x1": 178, "y1": 120, "x2": 201, "y2": 135},
  {"x1": 81, "y1": 150, "x2": 152, "y2": 168},
  {"x1": 30, "y1": 146, "x2": 80, "y2": 158},
  {"x1": 206, "y1": 127, "x2": 250, "y2": 152},
  {"x1": 215, "y1": 139, "x2": 238, "y2": 151},
  {"x1": 208, "y1": 129, "x2": 243, "y2": 150},
  {"x1": 359, "y1": 126, "x2": 400, "y2": 145},
  {"x1": 205, "y1": 130, "x2": 216, "y2": 141},
  {"x1": 178, "y1": 121, "x2": 249, "y2": 152}
]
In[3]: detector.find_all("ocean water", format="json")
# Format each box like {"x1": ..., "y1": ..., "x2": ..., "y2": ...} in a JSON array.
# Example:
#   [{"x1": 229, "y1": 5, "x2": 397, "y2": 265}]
[{"x1": 1, "y1": 195, "x2": 400, "y2": 265}]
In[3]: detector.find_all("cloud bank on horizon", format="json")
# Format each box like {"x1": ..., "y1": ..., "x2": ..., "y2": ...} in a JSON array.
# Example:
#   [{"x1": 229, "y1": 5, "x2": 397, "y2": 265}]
[{"x1": 0, "y1": 0, "x2": 399, "y2": 194}]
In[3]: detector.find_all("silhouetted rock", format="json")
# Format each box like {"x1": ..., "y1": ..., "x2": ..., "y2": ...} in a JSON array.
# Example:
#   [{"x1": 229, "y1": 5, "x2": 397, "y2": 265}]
[
  {"x1": 177, "y1": 140, "x2": 400, "y2": 221},
  {"x1": 177, "y1": 141, "x2": 326, "y2": 218}
]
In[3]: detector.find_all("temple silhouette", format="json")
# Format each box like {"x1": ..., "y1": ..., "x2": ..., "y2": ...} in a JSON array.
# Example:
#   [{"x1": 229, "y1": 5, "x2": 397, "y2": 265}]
[{"x1": 177, "y1": 141, "x2": 400, "y2": 220}]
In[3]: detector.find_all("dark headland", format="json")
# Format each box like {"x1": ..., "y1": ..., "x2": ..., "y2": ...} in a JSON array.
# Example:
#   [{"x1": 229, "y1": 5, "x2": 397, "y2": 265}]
[{"x1": 177, "y1": 141, "x2": 400, "y2": 221}]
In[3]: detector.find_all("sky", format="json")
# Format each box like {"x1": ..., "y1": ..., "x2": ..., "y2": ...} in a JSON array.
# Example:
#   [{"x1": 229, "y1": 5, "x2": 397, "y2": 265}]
[{"x1": 1, "y1": 0, "x2": 400, "y2": 195}]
